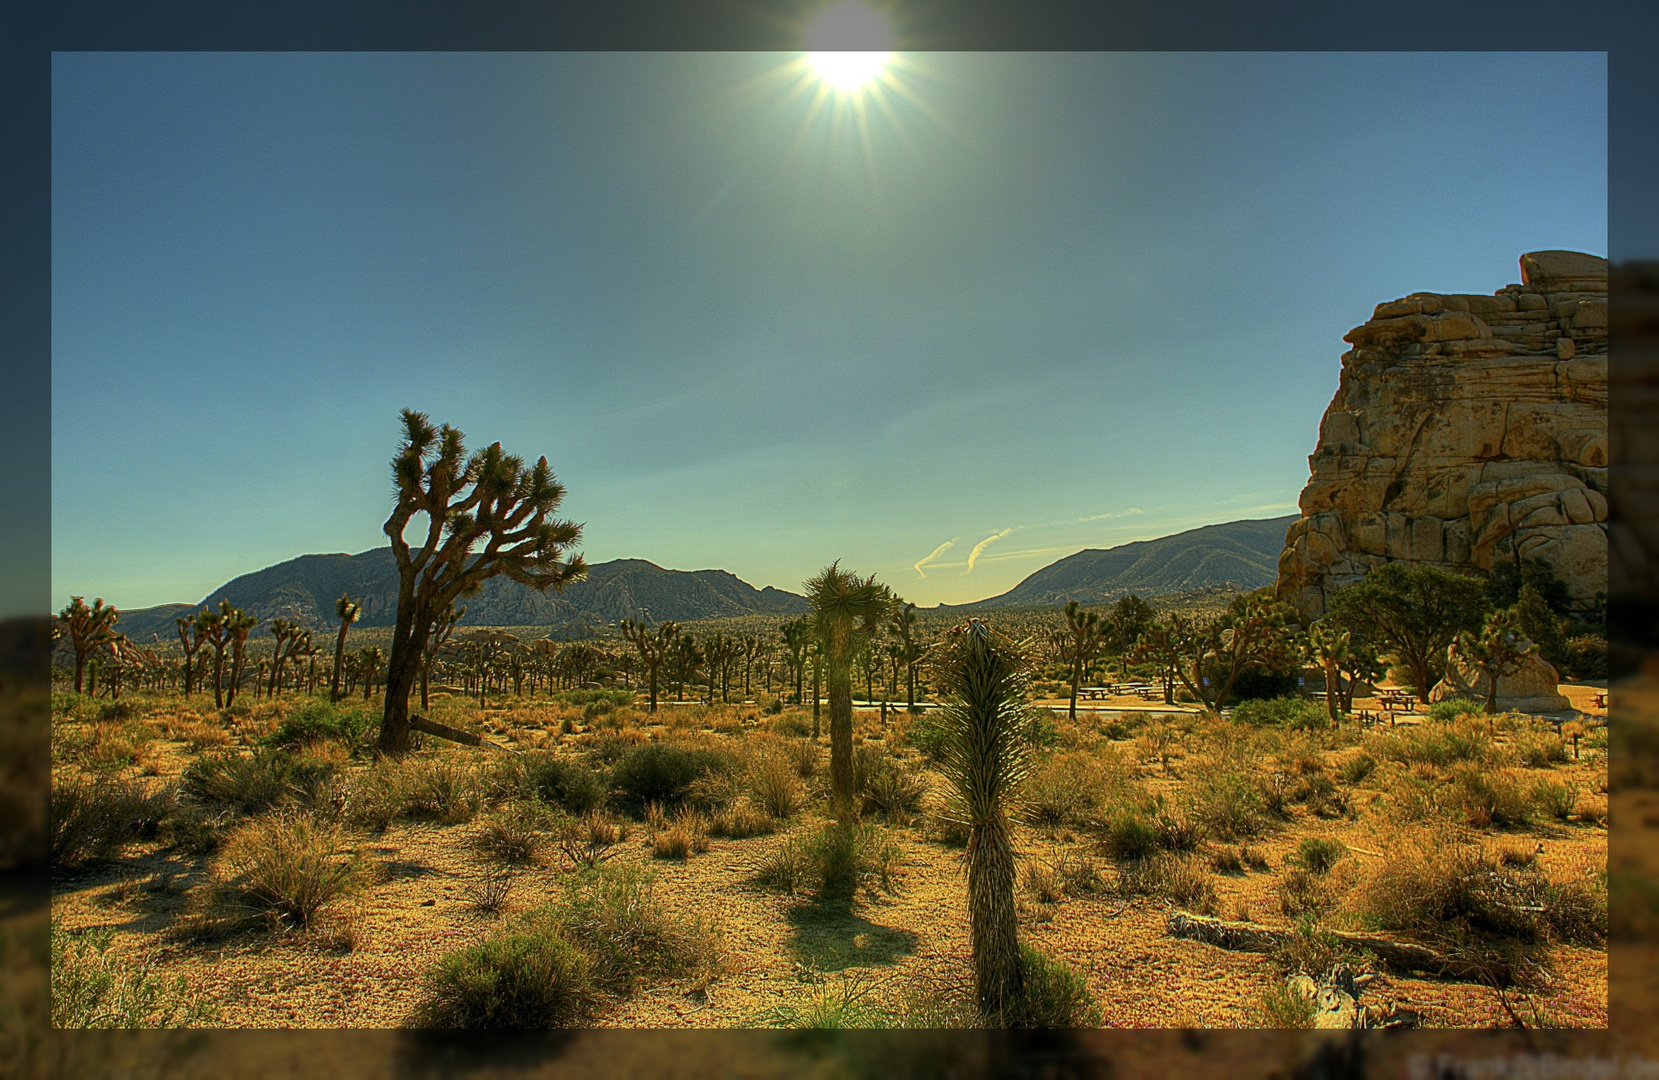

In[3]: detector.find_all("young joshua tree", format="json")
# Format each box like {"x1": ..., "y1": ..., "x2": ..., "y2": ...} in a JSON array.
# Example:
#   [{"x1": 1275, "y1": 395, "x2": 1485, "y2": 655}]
[
  {"x1": 330, "y1": 594, "x2": 362, "y2": 702},
  {"x1": 1459, "y1": 610, "x2": 1536, "y2": 717},
  {"x1": 741, "y1": 633, "x2": 762, "y2": 700},
  {"x1": 620, "y1": 617, "x2": 679, "y2": 713},
  {"x1": 420, "y1": 604, "x2": 465, "y2": 710},
  {"x1": 889, "y1": 600, "x2": 922, "y2": 710},
  {"x1": 1059, "y1": 600, "x2": 1108, "y2": 723},
  {"x1": 175, "y1": 612, "x2": 208, "y2": 698},
  {"x1": 804, "y1": 562, "x2": 895, "y2": 819},
  {"x1": 926, "y1": 619, "x2": 1037, "y2": 1025},
  {"x1": 195, "y1": 606, "x2": 229, "y2": 709},
  {"x1": 1306, "y1": 620, "x2": 1352, "y2": 727},
  {"x1": 265, "y1": 618, "x2": 302, "y2": 700},
  {"x1": 56, "y1": 596, "x2": 119, "y2": 695},
  {"x1": 781, "y1": 617, "x2": 810, "y2": 705},
  {"x1": 378, "y1": 408, "x2": 585, "y2": 757}
]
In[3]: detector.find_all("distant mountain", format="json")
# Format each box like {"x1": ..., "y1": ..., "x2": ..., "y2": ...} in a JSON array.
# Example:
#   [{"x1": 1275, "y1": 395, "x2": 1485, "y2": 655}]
[
  {"x1": 112, "y1": 550, "x2": 809, "y2": 644},
  {"x1": 947, "y1": 516, "x2": 1297, "y2": 610}
]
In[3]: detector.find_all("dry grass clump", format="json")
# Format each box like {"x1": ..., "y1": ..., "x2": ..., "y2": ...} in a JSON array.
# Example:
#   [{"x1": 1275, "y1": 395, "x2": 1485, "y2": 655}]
[
  {"x1": 213, "y1": 812, "x2": 364, "y2": 931},
  {"x1": 170, "y1": 716, "x2": 232, "y2": 752},
  {"x1": 499, "y1": 750, "x2": 608, "y2": 815},
  {"x1": 51, "y1": 922, "x2": 220, "y2": 1028},
  {"x1": 855, "y1": 745, "x2": 927, "y2": 824},
  {"x1": 554, "y1": 811, "x2": 629, "y2": 869},
  {"x1": 401, "y1": 756, "x2": 486, "y2": 824},
  {"x1": 651, "y1": 806, "x2": 710, "y2": 860},
  {"x1": 1276, "y1": 867, "x2": 1350, "y2": 920},
  {"x1": 1180, "y1": 752, "x2": 1273, "y2": 840},
  {"x1": 461, "y1": 866, "x2": 516, "y2": 914},
  {"x1": 551, "y1": 862, "x2": 723, "y2": 995},
  {"x1": 745, "y1": 750, "x2": 806, "y2": 819},
  {"x1": 1114, "y1": 852, "x2": 1219, "y2": 915},
  {"x1": 1093, "y1": 801, "x2": 1202, "y2": 862},
  {"x1": 182, "y1": 748, "x2": 301, "y2": 815},
  {"x1": 754, "y1": 821, "x2": 902, "y2": 900},
  {"x1": 412, "y1": 922, "x2": 599, "y2": 1028},
  {"x1": 1021, "y1": 852, "x2": 1105, "y2": 904},
  {"x1": 472, "y1": 802, "x2": 553, "y2": 864},
  {"x1": 1368, "y1": 718, "x2": 1499, "y2": 770},
  {"x1": 709, "y1": 798, "x2": 777, "y2": 839},
  {"x1": 1445, "y1": 764, "x2": 1535, "y2": 829},
  {"x1": 1019, "y1": 749, "x2": 1131, "y2": 828},
  {"x1": 51, "y1": 772, "x2": 173, "y2": 869}
]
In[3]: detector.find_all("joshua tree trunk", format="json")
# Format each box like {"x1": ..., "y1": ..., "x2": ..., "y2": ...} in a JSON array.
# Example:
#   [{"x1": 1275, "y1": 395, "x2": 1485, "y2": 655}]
[
  {"x1": 1323, "y1": 659, "x2": 1342, "y2": 726},
  {"x1": 331, "y1": 621, "x2": 351, "y2": 701},
  {"x1": 1069, "y1": 656, "x2": 1082, "y2": 722},
  {"x1": 812, "y1": 658, "x2": 822, "y2": 737}
]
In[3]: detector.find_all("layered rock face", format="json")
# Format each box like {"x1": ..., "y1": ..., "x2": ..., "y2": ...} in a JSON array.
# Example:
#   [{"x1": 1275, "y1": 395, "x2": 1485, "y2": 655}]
[{"x1": 1278, "y1": 250, "x2": 1608, "y2": 620}]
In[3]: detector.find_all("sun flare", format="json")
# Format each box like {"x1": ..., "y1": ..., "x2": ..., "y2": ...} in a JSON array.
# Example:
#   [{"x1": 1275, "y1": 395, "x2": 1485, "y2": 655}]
[
  {"x1": 804, "y1": 2, "x2": 893, "y2": 93},
  {"x1": 807, "y1": 51, "x2": 890, "y2": 93}
]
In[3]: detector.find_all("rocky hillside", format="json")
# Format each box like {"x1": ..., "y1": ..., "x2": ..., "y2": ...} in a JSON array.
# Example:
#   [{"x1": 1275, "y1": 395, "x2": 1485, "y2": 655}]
[
  {"x1": 1277, "y1": 249, "x2": 1608, "y2": 618},
  {"x1": 947, "y1": 516, "x2": 1296, "y2": 609},
  {"x1": 113, "y1": 551, "x2": 809, "y2": 643}
]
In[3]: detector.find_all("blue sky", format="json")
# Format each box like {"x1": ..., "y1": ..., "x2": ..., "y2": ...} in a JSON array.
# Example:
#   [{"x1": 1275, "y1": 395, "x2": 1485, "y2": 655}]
[{"x1": 51, "y1": 51, "x2": 1606, "y2": 610}]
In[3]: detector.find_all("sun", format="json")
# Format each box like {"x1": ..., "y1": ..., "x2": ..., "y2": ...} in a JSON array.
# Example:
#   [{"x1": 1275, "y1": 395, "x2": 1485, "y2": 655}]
[{"x1": 805, "y1": 2, "x2": 893, "y2": 93}]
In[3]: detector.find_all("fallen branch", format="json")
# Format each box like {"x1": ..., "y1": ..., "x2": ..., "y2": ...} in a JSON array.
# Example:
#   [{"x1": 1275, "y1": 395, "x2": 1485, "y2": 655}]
[
  {"x1": 410, "y1": 714, "x2": 518, "y2": 754},
  {"x1": 1166, "y1": 911, "x2": 1490, "y2": 981}
]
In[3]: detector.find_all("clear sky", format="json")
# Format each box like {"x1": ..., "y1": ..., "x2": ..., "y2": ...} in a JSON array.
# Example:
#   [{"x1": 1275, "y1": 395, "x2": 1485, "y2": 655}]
[{"x1": 51, "y1": 51, "x2": 1606, "y2": 611}]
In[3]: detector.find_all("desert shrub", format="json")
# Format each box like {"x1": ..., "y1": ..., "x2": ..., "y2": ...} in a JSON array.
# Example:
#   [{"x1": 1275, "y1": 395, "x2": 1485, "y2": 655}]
[
  {"x1": 1241, "y1": 845, "x2": 1270, "y2": 871},
  {"x1": 1182, "y1": 764, "x2": 1268, "y2": 841},
  {"x1": 763, "y1": 973, "x2": 894, "y2": 1029},
  {"x1": 51, "y1": 772, "x2": 166, "y2": 869},
  {"x1": 755, "y1": 822, "x2": 901, "y2": 900},
  {"x1": 1020, "y1": 752, "x2": 1112, "y2": 828},
  {"x1": 609, "y1": 742, "x2": 733, "y2": 809},
  {"x1": 50, "y1": 923, "x2": 219, "y2": 1028},
  {"x1": 1006, "y1": 943, "x2": 1103, "y2": 1028},
  {"x1": 549, "y1": 863, "x2": 720, "y2": 994},
  {"x1": 1560, "y1": 634, "x2": 1608, "y2": 680},
  {"x1": 1531, "y1": 779, "x2": 1577, "y2": 823},
  {"x1": 770, "y1": 711, "x2": 813, "y2": 738},
  {"x1": 1447, "y1": 765, "x2": 1534, "y2": 829},
  {"x1": 1232, "y1": 696, "x2": 1328, "y2": 731},
  {"x1": 1095, "y1": 807, "x2": 1161, "y2": 862},
  {"x1": 859, "y1": 758, "x2": 927, "y2": 823},
  {"x1": 1357, "y1": 845, "x2": 1606, "y2": 955},
  {"x1": 264, "y1": 699, "x2": 374, "y2": 749},
  {"x1": 1022, "y1": 861, "x2": 1063, "y2": 904},
  {"x1": 161, "y1": 796, "x2": 230, "y2": 855},
  {"x1": 1055, "y1": 851, "x2": 1105, "y2": 895},
  {"x1": 1292, "y1": 837, "x2": 1347, "y2": 875},
  {"x1": 747, "y1": 751, "x2": 806, "y2": 819},
  {"x1": 1277, "y1": 868, "x2": 1343, "y2": 919},
  {"x1": 172, "y1": 717, "x2": 232, "y2": 752},
  {"x1": 1371, "y1": 719, "x2": 1496, "y2": 769},
  {"x1": 402, "y1": 758, "x2": 485, "y2": 824},
  {"x1": 461, "y1": 866, "x2": 516, "y2": 915},
  {"x1": 1253, "y1": 980, "x2": 1316, "y2": 1028},
  {"x1": 182, "y1": 748, "x2": 297, "y2": 814},
  {"x1": 1099, "y1": 710, "x2": 1150, "y2": 741},
  {"x1": 217, "y1": 812, "x2": 362, "y2": 929},
  {"x1": 709, "y1": 799, "x2": 776, "y2": 839},
  {"x1": 413, "y1": 923, "x2": 598, "y2": 1028},
  {"x1": 345, "y1": 760, "x2": 410, "y2": 831},
  {"x1": 1514, "y1": 731, "x2": 1569, "y2": 769},
  {"x1": 1115, "y1": 853, "x2": 1218, "y2": 914},
  {"x1": 1337, "y1": 753, "x2": 1377, "y2": 785},
  {"x1": 473, "y1": 803, "x2": 553, "y2": 864},
  {"x1": 1427, "y1": 698, "x2": 1483, "y2": 723},
  {"x1": 556, "y1": 688, "x2": 635, "y2": 708},
  {"x1": 1269, "y1": 917, "x2": 1350, "y2": 977},
  {"x1": 1210, "y1": 846, "x2": 1245, "y2": 875},
  {"x1": 93, "y1": 700, "x2": 136, "y2": 724},
  {"x1": 515, "y1": 751, "x2": 608, "y2": 815}
]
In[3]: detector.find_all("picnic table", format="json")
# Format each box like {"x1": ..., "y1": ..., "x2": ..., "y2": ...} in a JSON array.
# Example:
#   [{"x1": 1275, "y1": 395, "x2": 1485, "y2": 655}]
[
  {"x1": 1376, "y1": 689, "x2": 1419, "y2": 710},
  {"x1": 1593, "y1": 691, "x2": 1607, "y2": 709}
]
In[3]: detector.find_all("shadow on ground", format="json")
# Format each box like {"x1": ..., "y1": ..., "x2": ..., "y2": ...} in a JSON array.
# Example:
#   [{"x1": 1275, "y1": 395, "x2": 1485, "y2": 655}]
[{"x1": 782, "y1": 897, "x2": 919, "y2": 972}]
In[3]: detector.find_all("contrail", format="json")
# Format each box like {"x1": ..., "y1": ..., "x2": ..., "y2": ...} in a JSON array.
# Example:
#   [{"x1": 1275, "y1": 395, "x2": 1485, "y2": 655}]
[
  {"x1": 913, "y1": 538, "x2": 957, "y2": 579},
  {"x1": 963, "y1": 529, "x2": 1013, "y2": 575}
]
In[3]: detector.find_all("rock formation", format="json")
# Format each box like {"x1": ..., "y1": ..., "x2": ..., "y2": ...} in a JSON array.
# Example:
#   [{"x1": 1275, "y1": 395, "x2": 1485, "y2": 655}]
[{"x1": 1278, "y1": 250, "x2": 1608, "y2": 620}]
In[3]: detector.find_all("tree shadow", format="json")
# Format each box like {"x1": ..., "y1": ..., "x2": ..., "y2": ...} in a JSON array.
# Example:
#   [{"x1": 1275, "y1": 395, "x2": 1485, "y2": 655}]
[
  {"x1": 782, "y1": 897, "x2": 919, "y2": 972},
  {"x1": 392, "y1": 1030, "x2": 580, "y2": 1079}
]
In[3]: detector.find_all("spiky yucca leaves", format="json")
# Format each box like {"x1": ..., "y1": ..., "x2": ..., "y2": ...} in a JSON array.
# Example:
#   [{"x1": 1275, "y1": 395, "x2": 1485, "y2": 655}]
[
  {"x1": 926, "y1": 619, "x2": 1037, "y2": 1025},
  {"x1": 331, "y1": 593, "x2": 361, "y2": 702},
  {"x1": 378, "y1": 408, "x2": 586, "y2": 756},
  {"x1": 57, "y1": 596, "x2": 119, "y2": 695},
  {"x1": 1458, "y1": 610, "x2": 1537, "y2": 716},
  {"x1": 804, "y1": 563, "x2": 895, "y2": 818},
  {"x1": 620, "y1": 618, "x2": 679, "y2": 713}
]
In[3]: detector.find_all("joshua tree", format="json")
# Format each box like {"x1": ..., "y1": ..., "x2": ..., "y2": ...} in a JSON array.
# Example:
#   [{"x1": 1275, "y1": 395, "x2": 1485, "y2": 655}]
[
  {"x1": 1132, "y1": 597, "x2": 1295, "y2": 714},
  {"x1": 1458, "y1": 610, "x2": 1535, "y2": 716},
  {"x1": 620, "y1": 618, "x2": 679, "y2": 713},
  {"x1": 889, "y1": 601, "x2": 922, "y2": 709},
  {"x1": 1058, "y1": 600, "x2": 1108, "y2": 722},
  {"x1": 56, "y1": 596, "x2": 119, "y2": 695},
  {"x1": 781, "y1": 618, "x2": 810, "y2": 705},
  {"x1": 195, "y1": 606, "x2": 229, "y2": 709},
  {"x1": 810, "y1": 637, "x2": 824, "y2": 735},
  {"x1": 701, "y1": 632, "x2": 734, "y2": 704},
  {"x1": 175, "y1": 612, "x2": 208, "y2": 698},
  {"x1": 804, "y1": 562, "x2": 895, "y2": 818},
  {"x1": 356, "y1": 645, "x2": 386, "y2": 701},
  {"x1": 1305, "y1": 621, "x2": 1351, "y2": 727},
  {"x1": 925, "y1": 619, "x2": 1036, "y2": 1025},
  {"x1": 331, "y1": 594, "x2": 362, "y2": 701},
  {"x1": 266, "y1": 618, "x2": 304, "y2": 699},
  {"x1": 378, "y1": 409, "x2": 585, "y2": 756},
  {"x1": 222, "y1": 604, "x2": 259, "y2": 709},
  {"x1": 421, "y1": 604, "x2": 465, "y2": 710},
  {"x1": 741, "y1": 633, "x2": 762, "y2": 699},
  {"x1": 673, "y1": 634, "x2": 701, "y2": 702}
]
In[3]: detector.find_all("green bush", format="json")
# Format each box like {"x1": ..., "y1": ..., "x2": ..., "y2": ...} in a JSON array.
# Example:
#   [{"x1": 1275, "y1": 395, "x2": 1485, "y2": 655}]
[
  {"x1": 218, "y1": 812, "x2": 363, "y2": 929},
  {"x1": 93, "y1": 700, "x2": 137, "y2": 724},
  {"x1": 1006, "y1": 943, "x2": 1102, "y2": 1027},
  {"x1": 1292, "y1": 837, "x2": 1347, "y2": 875},
  {"x1": 51, "y1": 923, "x2": 219, "y2": 1027},
  {"x1": 1561, "y1": 635, "x2": 1608, "y2": 680},
  {"x1": 1337, "y1": 753, "x2": 1377, "y2": 785},
  {"x1": 1448, "y1": 765, "x2": 1534, "y2": 829},
  {"x1": 550, "y1": 863, "x2": 718, "y2": 994},
  {"x1": 1253, "y1": 980, "x2": 1316, "y2": 1028},
  {"x1": 754, "y1": 822, "x2": 901, "y2": 900},
  {"x1": 413, "y1": 924, "x2": 599, "y2": 1028},
  {"x1": 51, "y1": 773, "x2": 169, "y2": 869},
  {"x1": 555, "y1": 689, "x2": 635, "y2": 708},
  {"x1": 608, "y1": 742, "x2": 732, "y2": 809},
  {"x1": 265, "y1": 699, "x2": 374, "y2": 748},
  {"x1": 1231, "y1": 696, "x2": 1328, "y2": 731},
  {"x1": 182, "y1": 748, "x2": 299, "y2": 814},
  {"x1": 1427, "y1": 698, "x2": 1483, "y2": 723},
  {"x1": 517, "y1": 751, "x2": 608, "y2": 816}
]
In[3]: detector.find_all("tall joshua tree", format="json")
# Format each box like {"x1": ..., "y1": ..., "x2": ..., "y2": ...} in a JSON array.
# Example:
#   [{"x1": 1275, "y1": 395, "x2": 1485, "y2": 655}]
[
  {"x1": 175, "y1": 612, "x2": 208, "y2": 698},
  {"x1": 331, "y1": 594, "x2": 362, "y2": 702},
  {"x1": 889, "y1": 601, "x2": 922, "y2": 710},
  {"x1": 804, "y1": 562, "x2": 894, "y2": 819},
  {"x1": 926, "y1": 619, "x2": 1036, "y2": 1025},
  {"x1": 56, "y1": 596, "x2": 119, "y2": 695},
  {"x1": 1306, "y1": 621, "x2": 1351, "y2": 727},
  {"x1": 266, "y1": 618, "x2": 305, "y2": 699},
  {"x1": 741, "y1": 633, "x2": 762, "y2": 700},
  {"x1": 620, "y1": 618, "x2": 679, "y2": 713},
  {"x1": 781, "y1": 618, "x2": 809, "y2": 705},
  {"x1": 673, "y1": 634, "x2": 700, "y2": 702},
  {"x1": 379, "y1": 409, "x2": 585, "y2": 757},
  {"x1": 222, "y1": 604, "x2": 259, "y2": 709},
  {"x1": 195, "y1": 606, "x2": 229, "y2": 709},
  {"x1": 1059, "y1": 600, "x2": 1108, "y2": 722}
]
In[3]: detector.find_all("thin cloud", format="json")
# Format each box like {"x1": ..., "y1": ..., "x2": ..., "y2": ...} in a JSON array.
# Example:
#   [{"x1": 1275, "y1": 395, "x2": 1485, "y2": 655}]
[
  {"x1": 913, "y1": 538, "x2": 958, "y2": 579},
  {"x1": 963, "y1": 529, "x2": 1013, "y2": 575}
]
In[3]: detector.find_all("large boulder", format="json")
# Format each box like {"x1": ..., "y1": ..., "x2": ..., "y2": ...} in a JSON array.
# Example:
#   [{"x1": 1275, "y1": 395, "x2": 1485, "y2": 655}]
[
  {"x1": 1429, "y1": 642, "x2": 1570, "y2": 713},
  {"x1": 1278, "y1": 251, "x2": 1607, "y2": 620}
]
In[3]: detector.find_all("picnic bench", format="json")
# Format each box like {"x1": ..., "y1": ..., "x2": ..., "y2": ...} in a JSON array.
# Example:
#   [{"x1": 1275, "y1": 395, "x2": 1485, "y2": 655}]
[{"x1": 1593, "y1": 691, "x2": 1608, "y2": 709}]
